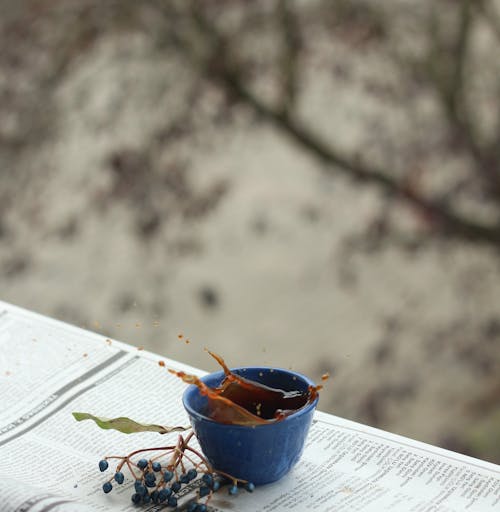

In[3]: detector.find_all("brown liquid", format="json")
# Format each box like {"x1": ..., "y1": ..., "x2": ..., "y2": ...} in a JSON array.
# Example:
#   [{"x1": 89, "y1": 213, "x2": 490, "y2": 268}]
[{"x1": 170, "y1": 351, "x2": 323, "y2": 426}]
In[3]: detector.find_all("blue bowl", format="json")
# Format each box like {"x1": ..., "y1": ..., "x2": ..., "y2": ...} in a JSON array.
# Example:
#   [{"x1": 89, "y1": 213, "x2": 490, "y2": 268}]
[{"x1": 182, "y1": 367, "x2": 318, "y2": 485}]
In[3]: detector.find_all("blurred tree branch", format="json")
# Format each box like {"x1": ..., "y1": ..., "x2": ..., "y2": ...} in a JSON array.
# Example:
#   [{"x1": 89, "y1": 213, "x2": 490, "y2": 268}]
[
  {"x1": 276, "y1": 0, "x2": 301, "y2": 116},
  {"x1": 476, "y1": 0, "x2": 500, "y2": 43},
  {"x1": 5, "y1": 0, "x2": 499, "y2": 248},
  {"x1": 171, "y1": 1, "x2": 500, "y2": 248},
  {"x1": 427, "y1": 0, "x2": 500, "y2": 198}
]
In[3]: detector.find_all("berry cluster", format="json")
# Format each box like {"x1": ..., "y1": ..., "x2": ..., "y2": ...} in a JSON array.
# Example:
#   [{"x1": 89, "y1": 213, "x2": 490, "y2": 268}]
[{"x1": 98, "y1": 432, "x2": 255, "y2": 509}]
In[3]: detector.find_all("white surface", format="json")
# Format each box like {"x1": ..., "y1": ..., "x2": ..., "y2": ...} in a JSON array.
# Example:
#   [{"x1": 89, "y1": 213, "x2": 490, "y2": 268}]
[{"x1": 0, "y1": 301, "x2": 498, "y2": 511}]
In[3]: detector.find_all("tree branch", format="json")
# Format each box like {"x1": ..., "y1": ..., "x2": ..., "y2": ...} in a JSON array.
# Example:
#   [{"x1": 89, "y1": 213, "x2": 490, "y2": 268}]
[
  {"x1": 428, "y1": 1, "x2": 500, "y2": 198},
  {"x1": 476, "y1": 0, "x2": 500, "y2": 43},
  {"x1": 220, "y1": 70, "x2": 500, "y2": 246},
  {"x1": 276, "y1": 0, "x2": 301, "y2": 116},
  {"x1": 175, "y1": 3, "x2": 500, "y2": 248}
]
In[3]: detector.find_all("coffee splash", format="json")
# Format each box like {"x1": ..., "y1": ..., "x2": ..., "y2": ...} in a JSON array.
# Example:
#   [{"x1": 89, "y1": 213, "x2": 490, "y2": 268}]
[{"x1": 170, "y1": 351, "x2": 323, "y2": 426}]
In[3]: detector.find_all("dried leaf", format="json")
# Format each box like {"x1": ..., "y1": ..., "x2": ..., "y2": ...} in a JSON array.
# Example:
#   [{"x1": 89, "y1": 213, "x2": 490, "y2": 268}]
[{"x1": 72, "y1": 412, "x2": 189, "y2": 435}]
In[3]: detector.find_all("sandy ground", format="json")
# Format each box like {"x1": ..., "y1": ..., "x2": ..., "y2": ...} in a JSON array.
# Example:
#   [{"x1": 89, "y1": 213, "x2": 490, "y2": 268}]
[{"x1": 1, "y1": 19, "x2": 499, "y2": 463}]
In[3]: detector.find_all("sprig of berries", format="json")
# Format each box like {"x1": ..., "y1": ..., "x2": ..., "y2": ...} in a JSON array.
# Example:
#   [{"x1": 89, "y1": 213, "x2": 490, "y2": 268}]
[{"x1": 97, "y1": 431, "x2": 255, "y2": 508}]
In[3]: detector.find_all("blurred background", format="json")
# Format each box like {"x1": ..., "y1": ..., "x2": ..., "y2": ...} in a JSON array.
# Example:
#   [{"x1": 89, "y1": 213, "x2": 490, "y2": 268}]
[{"x1": 1, "y1": 0, "x2": 499, "y2": 463}]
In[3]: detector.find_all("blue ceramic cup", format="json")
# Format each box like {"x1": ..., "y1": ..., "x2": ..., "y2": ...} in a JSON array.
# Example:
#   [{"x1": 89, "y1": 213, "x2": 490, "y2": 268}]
[{"x1": 182, "y1": 367, "x2": 318, "y2": 485}]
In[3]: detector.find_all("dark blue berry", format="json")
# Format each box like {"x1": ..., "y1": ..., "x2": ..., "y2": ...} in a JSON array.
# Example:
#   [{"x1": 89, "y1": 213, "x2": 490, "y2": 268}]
[
  {"x1": 187, "y1": 469, "x2": 197, "y2": 480},
  {"x1": 163, "y1": 470, "x2": 173, "y2": 482},
  {"x1": 142, "y1": 493, "x2": 151, "y2": 504},
  {"x1": 134, "y1": 481, "x2": 147, "y2": 496},
  {"x1": 158, "y1": 488, "x2": 171, "y2": 502},
  {"x1": 202, "y1": 473, "x2": 213, "y2": 486},
  {"x1": 228, "y1": 484, "x2": 238, "y2": 495},
  {"x1": 171, "y1": 481, "x2": 181, "y2": 493},
  {"x1": 211, "y1": 480, "x2": 220, "y2": 491},
  {"x1": 145, "y1": 472, "x2": 156, "y2": 485},
  {"x1": 102, "y1": 482, "x2": 112, "y2": 494},
  {"x1": 98, "y1": 460, "x2": 108, "y2": 472},
  {"x1": 137, "y1": 458, "x2": 148, "y2": 469},
  {"x1": 167, "y1": 496, "x2": 178, "y2": 507},
  {"x1": 114, "y1": 471, "x2": 124, "y2": 484},
  {"x1": 187, "y1": 503, "x2": 197, "y2": 512},
  {"x1": 145, "y1": 480, "x2": 156, "y2": 488},
  {"x1": 131, "y1": 492, "x2": 142, "y2": 504},
  {"x1": 151, "y1": 490, "x2": 159, "y2": 504},
  {"x1": 199, "y1": 485, "x2": 211, "y2": 498},
  {"x1": 244, "y1": 482, "x2": 255, "y2": 492},
  {"x1": 180, "y1": 473, "x2": 189, "y2": 484},
  {"x1": 152, "y1": 461, "x2": 162, "y2": 472},
  {"x1": 198, "y1": 505, "x2": 207, "y2": 512}
]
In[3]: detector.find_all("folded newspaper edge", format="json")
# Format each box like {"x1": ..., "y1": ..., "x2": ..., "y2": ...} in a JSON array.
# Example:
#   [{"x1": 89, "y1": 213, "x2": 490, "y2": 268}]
[{"x1": 0, "y1": 300, "x2": 498, "y2": 512}]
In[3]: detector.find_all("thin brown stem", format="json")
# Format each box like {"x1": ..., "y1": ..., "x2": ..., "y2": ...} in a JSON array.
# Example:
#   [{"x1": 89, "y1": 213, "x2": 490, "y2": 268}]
[
  {"x1": 126, "y1": 459, "x2": 139, "y2": 480},
  {"x1": 119, "y1": 445, "x2": 176, "y2": 459}
]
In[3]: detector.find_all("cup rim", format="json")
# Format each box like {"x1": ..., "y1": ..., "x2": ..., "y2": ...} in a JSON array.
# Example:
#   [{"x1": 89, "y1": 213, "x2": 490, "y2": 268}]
[{"x1": 182, "y1": 366, "x2": 319, "y2": 429}]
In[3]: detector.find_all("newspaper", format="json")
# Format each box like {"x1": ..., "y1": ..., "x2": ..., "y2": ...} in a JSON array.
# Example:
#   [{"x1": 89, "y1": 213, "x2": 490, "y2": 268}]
[{"x1": 0, "y1": 301, "x2": 498, "y2": 512}]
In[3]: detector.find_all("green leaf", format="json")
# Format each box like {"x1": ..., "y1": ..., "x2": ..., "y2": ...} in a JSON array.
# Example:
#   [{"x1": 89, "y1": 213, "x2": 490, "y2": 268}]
[{"x1": 72, "y1": 412, "x2": 189, "y2": 435}]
